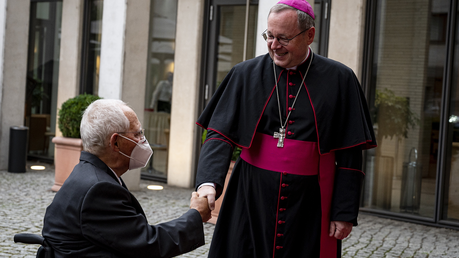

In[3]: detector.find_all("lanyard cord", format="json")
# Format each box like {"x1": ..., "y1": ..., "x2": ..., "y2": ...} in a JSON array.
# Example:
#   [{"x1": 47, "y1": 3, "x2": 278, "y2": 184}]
[{"x1": 272, "y1": 51, "x2": 314, "y2": 129}]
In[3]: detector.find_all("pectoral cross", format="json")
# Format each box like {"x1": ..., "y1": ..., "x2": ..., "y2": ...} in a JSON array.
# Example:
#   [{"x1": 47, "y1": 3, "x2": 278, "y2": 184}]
[{"x1": 273, "y1": 128, "x2": 285, "y2": 148}]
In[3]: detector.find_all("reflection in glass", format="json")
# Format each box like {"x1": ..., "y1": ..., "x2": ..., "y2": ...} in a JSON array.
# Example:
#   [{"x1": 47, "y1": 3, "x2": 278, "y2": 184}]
[
  {"x1": 310, "y1": 1, "x2": 321, "y2": 53},
  {"x1": 80, "y1": 0, "x2": 103, "y2": 95},
  {"x1": 142, "y1": 1, "x2": 178, "y2": 180},
  {"x1": 216, "y1": 5, "x2": 258, "y2": 88},
  {"x1": 443, "y1": 5, "x2": 459, "y2": 223},
  {"x1": 25, "y1": 1, "x2": 63, "y2": 160},
  {"x1": 363, "y1": 0, "x2": 449, "y2": 219}
]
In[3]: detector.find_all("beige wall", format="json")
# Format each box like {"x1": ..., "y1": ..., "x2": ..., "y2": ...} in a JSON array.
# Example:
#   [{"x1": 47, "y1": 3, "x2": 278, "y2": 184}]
[
  {"x1": 328, "y1": 0, "x2": 366, "y2": 78},
  {"x1": 97, "y1": 0, "x2": 151, "y2": 190},
  {"x1": 120, "y1": 0, "x2": 150, "y2": 190},
  {"x1": 255, "y1": 0, "x2": 278, "y2": 57},
  {"x1": 167, "y1": 0, "x2": 204, "y2": 188},
  {"x1": 55, "y1": 0, "x2": 85, "y2": 137},
  {"x1": 121, "y1": 0, "x2": 150, "y2": 126},
  {"x1": 99, "y1": 0, "x2": 126, "y2": 100},
  {"x1": 0, "y1": 0, "x2": 30, "y2": 170}
]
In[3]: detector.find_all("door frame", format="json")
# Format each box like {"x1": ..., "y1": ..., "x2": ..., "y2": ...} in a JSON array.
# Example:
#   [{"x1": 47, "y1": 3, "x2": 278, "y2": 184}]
[{"x1": 200, "y1": 0, "x2": 258, "y2": 107}]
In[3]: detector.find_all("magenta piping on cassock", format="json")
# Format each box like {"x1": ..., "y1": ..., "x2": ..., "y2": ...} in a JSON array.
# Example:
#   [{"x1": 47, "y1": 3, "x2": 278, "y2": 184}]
[{"x1": 196, "y1": 82, "x2": 278, "y2": 150}]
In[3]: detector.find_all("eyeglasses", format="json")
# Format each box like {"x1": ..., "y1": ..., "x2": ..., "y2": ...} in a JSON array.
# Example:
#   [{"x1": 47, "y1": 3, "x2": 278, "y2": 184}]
[
  {"x1": 117, "y1": 129, "x2": 145, "y2": 139},
  {"x1": 261, "y1": 28, "x2": 310, "y2": 46}
]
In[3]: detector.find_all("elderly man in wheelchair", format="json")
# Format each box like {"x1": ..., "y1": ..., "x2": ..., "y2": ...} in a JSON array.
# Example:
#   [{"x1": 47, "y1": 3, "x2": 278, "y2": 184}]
[{"x1": 14, "y1": 99, "x2": 210, "y2": 258}]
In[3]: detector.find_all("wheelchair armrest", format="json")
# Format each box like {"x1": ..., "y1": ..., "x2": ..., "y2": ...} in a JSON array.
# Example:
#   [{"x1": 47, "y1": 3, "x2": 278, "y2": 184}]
[{"x1": 14, "y1": 233, "x2": 45, "y2": 245}]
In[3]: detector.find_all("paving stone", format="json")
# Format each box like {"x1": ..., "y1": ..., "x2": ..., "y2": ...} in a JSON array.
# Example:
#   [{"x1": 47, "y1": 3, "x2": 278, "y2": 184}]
[{"x1": 1, "y1": 165, "x2": 459, "y2": 257}]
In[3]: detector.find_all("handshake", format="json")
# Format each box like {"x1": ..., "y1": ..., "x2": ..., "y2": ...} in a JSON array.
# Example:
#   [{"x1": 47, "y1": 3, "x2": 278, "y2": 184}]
[{"x1": 190, "y1": 192, "x2": 212, "y2": 222}]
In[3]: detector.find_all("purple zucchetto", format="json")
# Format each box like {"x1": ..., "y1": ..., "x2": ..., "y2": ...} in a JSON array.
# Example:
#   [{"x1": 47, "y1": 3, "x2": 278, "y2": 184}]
[{"x1": 277, "y1": 0, "x2": 315, "y2": 19}]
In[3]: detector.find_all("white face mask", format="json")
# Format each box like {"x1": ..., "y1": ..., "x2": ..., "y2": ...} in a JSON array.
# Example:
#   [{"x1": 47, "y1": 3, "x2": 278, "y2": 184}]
[{"x1": 118, "y1": 134, "x2": 153, "y2": 170}]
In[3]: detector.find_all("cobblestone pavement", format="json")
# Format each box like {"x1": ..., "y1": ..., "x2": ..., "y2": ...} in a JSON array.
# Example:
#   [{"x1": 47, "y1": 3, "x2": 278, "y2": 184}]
[{"x1": 1, "y1": 165, "x2": 459, "y2": 257}]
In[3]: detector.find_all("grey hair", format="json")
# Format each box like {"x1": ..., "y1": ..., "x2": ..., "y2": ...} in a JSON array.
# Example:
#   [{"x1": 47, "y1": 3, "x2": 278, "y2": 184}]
[
  {"x1": 80, "y1": 99, "x2": 131, "y2": 156},
  {"x1": 269, "y1": 4, "x2": 315, "y2": 31}
]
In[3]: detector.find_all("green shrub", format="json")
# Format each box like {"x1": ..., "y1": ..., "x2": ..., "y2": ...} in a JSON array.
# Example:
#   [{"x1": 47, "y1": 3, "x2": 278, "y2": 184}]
[{"x1": 58, "y1": 94, "x2": 101, "y2": 138}]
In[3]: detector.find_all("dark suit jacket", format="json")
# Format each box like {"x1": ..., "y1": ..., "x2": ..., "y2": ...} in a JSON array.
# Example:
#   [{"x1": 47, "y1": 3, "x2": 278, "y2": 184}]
[{"x1": 42, "y1": 151, "x2": 204, "y2": 258}]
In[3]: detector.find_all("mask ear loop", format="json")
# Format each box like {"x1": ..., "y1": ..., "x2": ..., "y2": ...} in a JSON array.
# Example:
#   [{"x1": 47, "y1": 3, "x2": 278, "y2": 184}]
[
  {"x1": 116, "y1": 134, "x2": 136, "y2": 160},
  {"x1": 117, "y1": 134, "x2": 138, "y2": 144},
  {"x1": 118, "y1": 151, "x2": 131, "y2": 159}
]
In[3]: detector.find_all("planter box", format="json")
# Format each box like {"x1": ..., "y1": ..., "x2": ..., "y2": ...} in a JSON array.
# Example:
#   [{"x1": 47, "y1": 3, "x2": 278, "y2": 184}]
[
  {"x1": 208, "y1": 161, "x2": 235, "y2": 224},
  {"x1": 51, "y1": 136, "x2": 83, "y2": 192}
]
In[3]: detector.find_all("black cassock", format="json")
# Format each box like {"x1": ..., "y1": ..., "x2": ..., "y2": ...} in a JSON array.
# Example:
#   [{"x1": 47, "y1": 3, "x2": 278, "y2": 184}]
[{"x1": 196, "y1": 51, "x2": 376, "y2": 258}]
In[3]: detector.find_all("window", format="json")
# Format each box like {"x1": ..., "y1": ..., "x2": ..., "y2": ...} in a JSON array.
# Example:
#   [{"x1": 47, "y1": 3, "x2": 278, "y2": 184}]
[
  {"x1": 141, "y1": 0, "x2": 178, "y2": 181},
  {"x1": 80, "y1": 0, "x2": 103, "y2": 95},
  {"x1": 25, "y1": 0, "x2": 63, "y2": 160},
  {"x1": 362, "y1": 0, "x2": 459, "y2": 228}
]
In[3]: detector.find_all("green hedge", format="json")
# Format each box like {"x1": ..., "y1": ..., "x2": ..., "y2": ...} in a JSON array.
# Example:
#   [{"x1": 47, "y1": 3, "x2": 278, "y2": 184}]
[{"x1": 58, "y1": 94, "x2": 101, "y2": 138}]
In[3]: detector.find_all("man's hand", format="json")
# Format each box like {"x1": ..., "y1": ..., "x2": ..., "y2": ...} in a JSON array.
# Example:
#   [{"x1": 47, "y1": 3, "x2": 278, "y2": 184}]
[
  {"x1": 197, "y1": 185, "x2": 216, "y2": 211},
  {"x1": 329, "y1": 221, "x2": 353, "y2": 240},
  {"x1": 190, "y1": 192, "x2": 212, "y2": 222}
]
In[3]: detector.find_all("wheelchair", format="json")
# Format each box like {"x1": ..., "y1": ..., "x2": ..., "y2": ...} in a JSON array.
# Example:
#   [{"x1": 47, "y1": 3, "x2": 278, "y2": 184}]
[{"x1": 14, "y1": 233, "x2": 54, "y2": 258}]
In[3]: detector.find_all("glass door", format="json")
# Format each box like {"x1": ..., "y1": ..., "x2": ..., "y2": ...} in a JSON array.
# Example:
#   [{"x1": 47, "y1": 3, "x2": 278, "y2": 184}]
[
  {"x1": 203, "y1": 0, "x2": 258, "y2": 104},
  {"x1": 442, "y1": 1, "x2": 459, "y2": 224},
  {"x1": 362, "y1": 0, "x2": 449, "y2": 220},
  {"x1": 311, "y1": 0, "x2": 330, "y2": 56},
  {"x1": 141, "y1": 0, "x2": 179, "y2": 182},
  {"x1": 80, "y1": 0, "x2": 103, "y2": 95},
  {"x1": 25, "y1": 0, "x2": 63, "y2": 161}
]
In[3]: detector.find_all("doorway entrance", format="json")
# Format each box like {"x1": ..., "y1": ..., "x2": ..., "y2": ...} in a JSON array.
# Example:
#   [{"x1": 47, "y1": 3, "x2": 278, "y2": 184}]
[
  {"x1": 25, "y1": 1, "x2": 62, "y2": 162},
  {"x1": 202, "y1": 0, "x2": 259, "y2": 104}
]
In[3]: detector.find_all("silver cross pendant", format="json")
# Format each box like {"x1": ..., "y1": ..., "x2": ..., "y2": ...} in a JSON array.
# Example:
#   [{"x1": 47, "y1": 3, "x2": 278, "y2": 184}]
[{"x1": 273, "y1": 128, "x2": 285, "y2": 148}]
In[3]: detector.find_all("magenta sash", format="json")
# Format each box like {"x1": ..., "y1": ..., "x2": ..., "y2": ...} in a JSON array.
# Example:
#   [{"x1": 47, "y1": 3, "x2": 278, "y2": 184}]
[{"x1": 240, "y1": 133, "x2": 319, "y2": 175}]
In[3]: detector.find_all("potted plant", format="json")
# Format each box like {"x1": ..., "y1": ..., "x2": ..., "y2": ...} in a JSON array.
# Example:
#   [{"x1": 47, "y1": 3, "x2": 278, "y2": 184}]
[
  {"x1": 201, "y1": 130, "x2": 241, "y2": 224},
  {"x1": 51, "y1": 94, "x2": 101, "y2": 191}
]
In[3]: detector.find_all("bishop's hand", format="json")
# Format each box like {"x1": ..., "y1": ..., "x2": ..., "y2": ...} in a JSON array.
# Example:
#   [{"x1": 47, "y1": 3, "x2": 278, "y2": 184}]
[
  {"x1": 329, "y1": 221, "x2": 353, "y2": 240},
  {"x1": 190, "y1": 192, "x2": 212, "y2": 222},
  {"x1": 197, "y1": 185, "x2": 216, "y2": 211}
]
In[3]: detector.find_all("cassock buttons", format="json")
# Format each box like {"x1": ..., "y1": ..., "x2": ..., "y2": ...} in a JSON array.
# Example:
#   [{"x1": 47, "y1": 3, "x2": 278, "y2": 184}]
[
  {"x1": 287, "y1": 131, "x2": 294, "y2": 136},
  {"x1": 288, "y1": 82, "x2": 294, "y2": 86},
  {"x1": 276, "y1": 246, "x2": 283, "y2": 250},
  {"x1": 280, "y1": 196, "x2": 287, "y2": 200},
  {"x1": 283, "y1": 172, "x2": 287, "y2": 176},
  {"x1": 279, "y1": 208, "x2": 286, "y2": 212},
  {"x1": 278, "y1": 220, "x2": 285, "y2": 224},
  {"x1": 289, "y1": 71, "x2": 295, "y2": 75},
  {"x1": 282, "y1": 183, "x2": 289, "y2": 187},
  {"x1": 288, "y1": 107, "x2": 295, "y2": 111},
  {"x1": 277, "y1": 233, "x2": 284, "y2": 237},
  {"x1": 288, "y1": 120, "x2": 294, "y2": 124},
  {"x1": 289, "y1": 95, "x2": 295, "y2": 99}
]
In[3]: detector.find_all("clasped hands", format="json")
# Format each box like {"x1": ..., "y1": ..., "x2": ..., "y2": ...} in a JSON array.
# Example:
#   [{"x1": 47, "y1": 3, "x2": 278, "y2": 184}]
[{"x1": 190, "y1": 191, "x2": 212, "y2": 222}]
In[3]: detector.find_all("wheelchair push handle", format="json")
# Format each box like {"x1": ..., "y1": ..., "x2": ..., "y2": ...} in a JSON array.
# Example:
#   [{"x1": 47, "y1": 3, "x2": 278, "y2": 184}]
[{"x1": 14, "y1": 233, "x2": 45, "y2": 245}]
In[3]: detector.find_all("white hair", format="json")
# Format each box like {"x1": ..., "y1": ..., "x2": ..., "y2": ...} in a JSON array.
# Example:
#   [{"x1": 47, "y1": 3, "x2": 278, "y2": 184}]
[{"x1": 80, "y1": 99, "x2": 131, "y2": 156}]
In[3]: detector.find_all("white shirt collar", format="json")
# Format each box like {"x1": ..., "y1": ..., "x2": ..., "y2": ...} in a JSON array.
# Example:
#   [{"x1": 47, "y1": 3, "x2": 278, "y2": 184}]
[{"x1": 108, "y1": 167, "x2": 122, "y2": 185}]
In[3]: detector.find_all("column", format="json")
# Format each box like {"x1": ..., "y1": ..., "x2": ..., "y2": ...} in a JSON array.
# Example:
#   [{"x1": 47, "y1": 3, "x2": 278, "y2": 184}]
[
  {"x1": 0, "y1": 0, "x2": 30, "y2": 170},
  {"x1": 55, "y1": 0, "x2": 85, "y2": 137},
  {"x1": 167, "y1": 0, "x2": 205, "y2": 188},
  {"x1": 327, "y1": 0, "x2": 366, "y2": 76},
  {"x1": 98, "y1": 0, "x2": 150, "y2": 190}
]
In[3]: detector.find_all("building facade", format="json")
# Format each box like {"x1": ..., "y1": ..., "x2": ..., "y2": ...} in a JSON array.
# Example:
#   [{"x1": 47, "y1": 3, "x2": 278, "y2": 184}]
[{"x1": 0, "y1": 0, "x2": 457, "y2": 229}]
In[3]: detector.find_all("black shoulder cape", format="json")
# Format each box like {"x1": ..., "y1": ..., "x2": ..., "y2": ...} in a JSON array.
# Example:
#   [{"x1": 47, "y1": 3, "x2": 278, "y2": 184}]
[{"x1": 197, "y1": 53, "x2": 376, "y2": 154}]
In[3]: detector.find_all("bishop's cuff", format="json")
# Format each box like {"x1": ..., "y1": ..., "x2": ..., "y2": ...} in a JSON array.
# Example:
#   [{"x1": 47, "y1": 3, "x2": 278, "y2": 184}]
[{"x1": 330, "y1": 168, "x2": 364, "y2": 226}]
